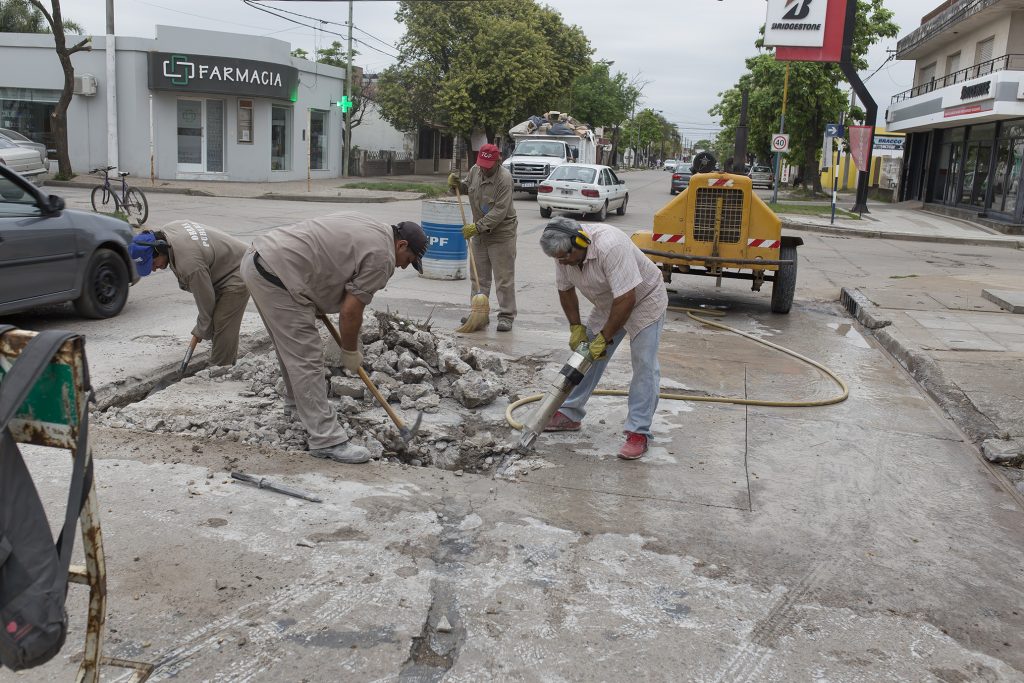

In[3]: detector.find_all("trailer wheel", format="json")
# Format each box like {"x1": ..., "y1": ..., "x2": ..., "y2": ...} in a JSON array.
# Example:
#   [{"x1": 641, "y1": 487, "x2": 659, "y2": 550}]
[{"x1": 770, "y1": 244, "x2": 798, "y2": 314}]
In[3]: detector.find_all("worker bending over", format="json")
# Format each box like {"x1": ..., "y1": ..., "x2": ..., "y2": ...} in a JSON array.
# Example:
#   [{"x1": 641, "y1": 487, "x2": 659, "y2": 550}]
[
  {"x1": 240, "y1": 213, "x2": 427, "y2": 465},
  {"x1": 538, "y1": 216, "x2": 668, "y2": 460},
  {"x1": 130, "y1": 221, "x2": 250, "y2": 366},
  {"x1": 448, "y1": 143, "x2": 518, "y2": 332}
]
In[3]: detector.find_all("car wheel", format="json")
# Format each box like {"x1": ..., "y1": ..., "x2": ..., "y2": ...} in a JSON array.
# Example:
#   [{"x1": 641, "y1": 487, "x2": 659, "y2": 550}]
[
  {"x1": 540, "y1": 206, "x2": 552, "y2": 219},
  {"x1": 73, "y1": 248, "x2": 129, "y2": 319},
  {"x1": 593, "y1": 201, "x2": 608, "y2": 221},
  {"x1": 770, "y1": 244, "x2": 798, "y2": 314},
  {"x1": 616, "y1": 194, "x2": 628, "y2": 216}
]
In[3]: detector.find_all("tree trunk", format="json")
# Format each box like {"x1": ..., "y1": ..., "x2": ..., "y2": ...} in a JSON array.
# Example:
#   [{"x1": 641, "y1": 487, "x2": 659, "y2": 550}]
[
  {"x1": 53, "y1": 48, "x2": 75, "y2": 178},
  {"x1": 609, "y1": 126, "x2": 620, "y2": 169}
]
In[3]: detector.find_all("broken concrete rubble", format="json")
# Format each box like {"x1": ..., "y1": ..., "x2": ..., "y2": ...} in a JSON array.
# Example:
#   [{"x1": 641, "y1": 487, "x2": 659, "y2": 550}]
[{"x1": 95, "y1": 310, "x2": 535, "y2": 471}]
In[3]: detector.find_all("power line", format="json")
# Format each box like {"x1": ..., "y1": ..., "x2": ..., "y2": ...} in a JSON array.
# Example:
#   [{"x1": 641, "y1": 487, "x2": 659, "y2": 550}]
[{"x1": 243, "y1": 1, "x2": 399, "y2": 59}]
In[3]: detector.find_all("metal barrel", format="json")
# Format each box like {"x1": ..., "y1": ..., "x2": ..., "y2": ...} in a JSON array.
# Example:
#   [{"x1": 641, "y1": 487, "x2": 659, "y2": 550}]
[{"x1": 419, "y1": 199, "x2": 467, "y2": 280}]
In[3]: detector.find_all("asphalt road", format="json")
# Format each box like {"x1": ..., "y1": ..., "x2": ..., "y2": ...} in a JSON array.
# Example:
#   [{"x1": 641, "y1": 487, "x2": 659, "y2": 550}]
[{"x1": 6, "y1": 171, "x2": 1024, "y2": 681}]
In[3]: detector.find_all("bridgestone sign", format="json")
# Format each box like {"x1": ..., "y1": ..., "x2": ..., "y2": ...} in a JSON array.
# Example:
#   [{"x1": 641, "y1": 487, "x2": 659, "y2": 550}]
[
  {"x1": 764, "y1": 0, "x2": 830, "y2": 48},
  {"x1": 147, "y1": 52, "x2": 299, "y2": 100}
]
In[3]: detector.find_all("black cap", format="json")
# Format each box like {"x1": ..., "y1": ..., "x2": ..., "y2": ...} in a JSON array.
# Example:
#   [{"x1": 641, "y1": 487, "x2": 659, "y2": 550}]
[{"x1": 394, "y1": 221, "x2": 427, "y2": 273}]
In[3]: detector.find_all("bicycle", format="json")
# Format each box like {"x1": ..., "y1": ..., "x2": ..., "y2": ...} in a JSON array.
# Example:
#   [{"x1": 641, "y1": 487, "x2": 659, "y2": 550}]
[{"x1": 89, "y1": 165, "x2": 148, "y2": 225}]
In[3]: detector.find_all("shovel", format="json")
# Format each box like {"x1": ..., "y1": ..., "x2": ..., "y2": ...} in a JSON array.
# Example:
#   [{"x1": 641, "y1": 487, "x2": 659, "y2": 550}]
[{"x1": 317, "y1": 313, "x2": 423, "y2": 445}]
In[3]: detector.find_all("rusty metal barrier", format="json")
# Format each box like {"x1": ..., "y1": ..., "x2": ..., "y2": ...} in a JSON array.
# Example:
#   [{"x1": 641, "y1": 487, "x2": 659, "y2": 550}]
[{"x1": 0, "y1": 329, "x2": 153, "y2": 683}]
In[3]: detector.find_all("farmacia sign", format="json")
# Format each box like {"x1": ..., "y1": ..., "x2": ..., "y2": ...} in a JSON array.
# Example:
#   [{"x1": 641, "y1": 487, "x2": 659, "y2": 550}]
[{"x1": 148, "y1": 52, "x2": 298, "y2": 100}]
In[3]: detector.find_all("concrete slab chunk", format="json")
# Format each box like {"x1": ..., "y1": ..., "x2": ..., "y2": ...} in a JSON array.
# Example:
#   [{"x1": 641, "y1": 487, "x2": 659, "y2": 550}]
[{"x1": 982, "y1": 289, "x2": 1024, "y2": 314}]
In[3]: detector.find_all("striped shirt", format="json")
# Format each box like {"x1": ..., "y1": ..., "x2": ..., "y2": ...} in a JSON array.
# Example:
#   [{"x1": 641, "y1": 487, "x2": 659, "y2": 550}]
[{"x1": 555, "y1": 223, "x2": 668, "y2": 339}]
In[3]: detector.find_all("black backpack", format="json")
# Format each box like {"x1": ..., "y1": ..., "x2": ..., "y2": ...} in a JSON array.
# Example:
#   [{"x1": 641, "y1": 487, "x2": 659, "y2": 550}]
[{"x1": 0, "y1": 326, "x2": 93, "y2": 671}]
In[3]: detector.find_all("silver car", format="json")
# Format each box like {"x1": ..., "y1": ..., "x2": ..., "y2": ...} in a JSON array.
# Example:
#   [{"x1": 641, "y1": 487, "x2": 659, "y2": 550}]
[
  {"x1": 0, "y1": 128, "x2": 49, "y2": 172},
  {"x1": 0, "y1": 137, "x2": 47, "y2": 178},
  {"x1": 0, "y1": 163, "x2": 139, "y2": 318}
]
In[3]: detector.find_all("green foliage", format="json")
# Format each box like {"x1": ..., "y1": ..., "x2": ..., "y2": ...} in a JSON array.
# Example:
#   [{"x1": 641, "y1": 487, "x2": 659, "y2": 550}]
[
  {"x1": 337, "y1": 180, "x2": 449, "y2": 198},
  {"x1": 710, "y1": 0, "x2": 898, "y2": 189},
  {"x1": 620, "y1": 109, "x2": 679, "y2": 162},
  {"x1": 376, "y1": 0, "x2": 592, "y2": 137},
  {"x1": 1, "y1": 0, "x2": 81, "y2": 32},
  {"x1": 567, "y1": 61, "x2": 639, "y2": 129}
]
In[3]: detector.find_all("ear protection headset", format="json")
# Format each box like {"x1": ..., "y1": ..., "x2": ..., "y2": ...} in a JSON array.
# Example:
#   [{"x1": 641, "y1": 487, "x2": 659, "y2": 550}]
[
  {"x1": 544, "y1": 222, "x2": 591, "y2": 249},
  {"x1": 132, "y1": 231, "x2": 169, "y2": 255}
]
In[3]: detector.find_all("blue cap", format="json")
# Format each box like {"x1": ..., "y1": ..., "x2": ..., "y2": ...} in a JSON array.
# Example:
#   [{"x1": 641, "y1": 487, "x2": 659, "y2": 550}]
[{"x1": 129, "y1": 231, "x2": 166, "y2": 277}]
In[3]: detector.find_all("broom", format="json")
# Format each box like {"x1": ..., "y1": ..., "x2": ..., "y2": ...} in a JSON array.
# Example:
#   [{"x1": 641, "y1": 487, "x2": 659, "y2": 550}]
[{"x1": 454, "y1": 181, "x2": 490, "y2": 333}]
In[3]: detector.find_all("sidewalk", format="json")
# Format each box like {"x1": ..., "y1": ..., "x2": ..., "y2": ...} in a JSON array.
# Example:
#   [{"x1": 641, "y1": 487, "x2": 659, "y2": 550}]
[{"x1": 43, "y1": 173, "x2": 448, "y2": 203}]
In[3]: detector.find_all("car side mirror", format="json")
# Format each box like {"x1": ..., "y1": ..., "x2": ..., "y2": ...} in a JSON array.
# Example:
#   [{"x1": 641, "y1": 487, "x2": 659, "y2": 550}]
[{"x1": 47, "y1": 195, "x2": 65, "y2": 213}]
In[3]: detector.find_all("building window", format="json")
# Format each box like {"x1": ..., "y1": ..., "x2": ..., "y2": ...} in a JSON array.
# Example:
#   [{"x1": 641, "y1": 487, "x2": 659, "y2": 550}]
[
  {"x1": 237, "y1": 99, "x2": 253, "y2": 144},
  {"x1": 0, "y1": 88, "x2": 60, "y2": 155},
  {"x1": 310, "y1": 109, "x2": 328, "y2": 171},
  {"x1": 945, "y1": 52, "x2": 961, "y2": 82},
  {"x1": 975, "y1": 36, "x2": 995, "y2": 76},
  {"x1": 271, "y1": 105, "x2": 291, "y2": 171},
  {"x1": 918, "y1": 62, "x2": 937, "y2": 93}
]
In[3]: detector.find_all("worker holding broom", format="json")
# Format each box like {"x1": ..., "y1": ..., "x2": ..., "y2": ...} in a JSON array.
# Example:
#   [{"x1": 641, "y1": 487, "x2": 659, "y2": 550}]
[
  {"x1": 239, "y1": 213, "x2": 428, "y2": 465},
  {"x1": 447, "y1": 142, "x2": 518, "y2": 332},
  {"x1": 129, "y1": 221, "x2": 250, "y2": 366},
  {"x1": 538, "y1": 216, "x2": 668, "y2": 460}
]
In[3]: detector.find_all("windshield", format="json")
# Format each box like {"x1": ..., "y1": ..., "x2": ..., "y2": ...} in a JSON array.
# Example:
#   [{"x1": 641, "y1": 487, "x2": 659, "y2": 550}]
[
  {"x1": 1, "y1": 129, "x2": 30, "y2": 143},
  {"x1": 550, "y1": 166, "x2": 596, "y2": 183},
  {"x1": 0, "y1": 138, "x2": 16, "y2": 149},
  {"x1": 512, "y1": 140, "x2": 567, "y2": 157}
]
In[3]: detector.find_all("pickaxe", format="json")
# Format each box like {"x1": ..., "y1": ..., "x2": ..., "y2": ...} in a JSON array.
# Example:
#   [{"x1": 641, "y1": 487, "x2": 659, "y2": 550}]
[{"x1": 317, "y1": 313, "x2": 423, "y2": 445}]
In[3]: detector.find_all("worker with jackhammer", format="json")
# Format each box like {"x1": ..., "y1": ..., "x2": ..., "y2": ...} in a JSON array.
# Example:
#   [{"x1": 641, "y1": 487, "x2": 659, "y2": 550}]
[
  {"x1": 538, "y1": 216, "x2": 668, "y2": 460},
  {"x1": 447, "y1": 142, "x2": 518, "y2": 332},
  {"x1": 239, "y1": 213, "x2": 427, "y2": 465},
  {"x1": 130, "y1": 221, "x2": 250, "y2": 366}
]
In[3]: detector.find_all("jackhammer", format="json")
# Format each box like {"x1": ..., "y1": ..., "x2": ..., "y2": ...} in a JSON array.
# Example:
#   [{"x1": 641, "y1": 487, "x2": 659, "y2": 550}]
[{"x1": 515, "y1": 341, "x2": 596, "y2": 453}]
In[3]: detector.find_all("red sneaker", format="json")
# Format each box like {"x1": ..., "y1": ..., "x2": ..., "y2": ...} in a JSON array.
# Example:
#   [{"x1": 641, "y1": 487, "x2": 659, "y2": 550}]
[
  {"x1": 544, "y1": 411, "x2": 581, "y2": 432},
  {"x1": 618, "y1": 432, "x2": 648, "y2": 460}
]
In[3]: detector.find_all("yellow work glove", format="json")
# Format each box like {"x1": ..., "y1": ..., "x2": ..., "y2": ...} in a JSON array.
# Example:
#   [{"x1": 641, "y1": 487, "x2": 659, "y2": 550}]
[
  {"x1": 447, "y1": 173, "x2": 460, "y2": 190},
  {"x1": 569, "y1": 324, "x2": 588, "y2": 351},
  {"x1": 462, "y1": 223, "x2": 478, "y2": 240},
  {"x1": 340, "y1": 348, "x2": 363, "y2": 374},
  {"x1": 588, "y1": 333, "x2": 609, "y2": 360}
]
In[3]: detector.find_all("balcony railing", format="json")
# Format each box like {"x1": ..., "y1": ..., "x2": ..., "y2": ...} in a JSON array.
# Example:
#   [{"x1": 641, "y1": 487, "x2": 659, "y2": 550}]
[{"x1": 891, "y1": 53, "x2": 1024, "y2": 104}]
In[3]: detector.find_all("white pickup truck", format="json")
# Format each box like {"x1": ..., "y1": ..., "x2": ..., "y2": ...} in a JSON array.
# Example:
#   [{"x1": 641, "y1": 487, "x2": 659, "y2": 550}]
[{"x1": 502, "y1": 112, "x2": 597, "y2": 194}]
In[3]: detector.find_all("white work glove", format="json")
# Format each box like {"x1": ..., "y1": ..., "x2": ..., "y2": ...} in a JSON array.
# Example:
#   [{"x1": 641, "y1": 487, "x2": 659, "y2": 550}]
[{"x1": 341, "y1": 348, "x2": 363, "y2": 374}]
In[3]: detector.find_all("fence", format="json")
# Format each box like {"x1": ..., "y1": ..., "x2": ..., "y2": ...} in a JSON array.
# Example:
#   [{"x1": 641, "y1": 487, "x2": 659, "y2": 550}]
[{"x1": 355, "y1": 149, "x2": 416, "y2": 177}]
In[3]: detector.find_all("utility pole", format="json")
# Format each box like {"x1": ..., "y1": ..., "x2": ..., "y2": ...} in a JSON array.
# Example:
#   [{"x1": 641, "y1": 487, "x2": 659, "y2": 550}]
[
  {"x1": 734, "y1": 90, "x2": 749, "y2": 174},
  {"x1": 342, "y1": 0, "x2": 353, "y2": 178},
  {"x1": 771, "y1": 63, "x2": 790, "y2": 204},
  {"x1": 105, "y1": 0, "x2": 118, "y2": 173},
  {"x1": 839, "y1": 0, "x2": 874, "y2": 214}
]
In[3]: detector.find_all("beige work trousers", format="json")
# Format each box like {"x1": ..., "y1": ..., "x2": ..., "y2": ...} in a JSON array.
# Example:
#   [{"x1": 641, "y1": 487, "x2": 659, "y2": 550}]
[
  {"x1": 239, "y1": 251, "x2": 348, "y2": 450},
  {"x1": 207, "y1": 276, "x2": 250, "y2": 366},
  {"x1": 469, "y1": 230, "x2": 517, "y2": 321}
]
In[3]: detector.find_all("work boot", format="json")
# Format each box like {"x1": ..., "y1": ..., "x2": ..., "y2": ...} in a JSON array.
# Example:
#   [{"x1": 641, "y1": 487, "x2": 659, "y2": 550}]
[
  {"x1": 496, "y1": 317, "x2": 513, "y2": 332},
  {"x1": 460, "y1": 315, "x2": 490, "y2": 326},
  {"x1": 544, "y1": 411, "x2": 581, "y2": 432},
  {"x1": 618, "y1": 431, "x2": 648, "y2": 460},
  {"x1": 310, "y1": 441, "x2": 371, "y2": 464}
]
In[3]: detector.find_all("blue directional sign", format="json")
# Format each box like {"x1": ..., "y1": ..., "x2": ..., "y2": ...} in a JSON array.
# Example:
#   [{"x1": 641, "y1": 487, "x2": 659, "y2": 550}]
[{"x1": 825, "y1": 123, "x2": 844, "y2": 138}]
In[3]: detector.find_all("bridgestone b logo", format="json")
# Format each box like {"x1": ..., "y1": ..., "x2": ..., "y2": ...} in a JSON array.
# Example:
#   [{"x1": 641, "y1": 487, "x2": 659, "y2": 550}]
[{"x1": 772, "y1": 0, "x2": 820, "y2": 30}]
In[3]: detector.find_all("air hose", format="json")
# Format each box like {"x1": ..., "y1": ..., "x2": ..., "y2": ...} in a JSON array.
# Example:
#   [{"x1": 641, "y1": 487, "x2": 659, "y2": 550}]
[{"x1": 505, "y1": 306, "x2": 849, "y2": 430}]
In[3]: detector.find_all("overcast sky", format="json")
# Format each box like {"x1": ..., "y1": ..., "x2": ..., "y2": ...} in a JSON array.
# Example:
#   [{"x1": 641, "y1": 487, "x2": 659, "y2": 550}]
[{"x1": 58, "y1": 0, "x2": 941, "y2": 143}]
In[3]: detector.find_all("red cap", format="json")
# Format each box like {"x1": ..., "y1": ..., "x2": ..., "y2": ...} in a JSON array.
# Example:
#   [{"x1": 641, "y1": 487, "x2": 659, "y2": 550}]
[{"x1": 477, "y1": 143, "x2": 500, "y2": 169}]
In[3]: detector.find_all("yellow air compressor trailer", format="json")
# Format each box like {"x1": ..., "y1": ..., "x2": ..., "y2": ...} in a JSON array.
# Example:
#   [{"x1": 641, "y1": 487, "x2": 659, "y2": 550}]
[{"x1": 630, "y1": 167, "x2": 802, "y2": 313}]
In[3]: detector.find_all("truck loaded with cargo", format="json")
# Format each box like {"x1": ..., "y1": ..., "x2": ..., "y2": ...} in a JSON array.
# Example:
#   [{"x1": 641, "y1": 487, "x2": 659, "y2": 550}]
[{"x1": 502, "y1": 112, "x2": 597, "y2": 194}]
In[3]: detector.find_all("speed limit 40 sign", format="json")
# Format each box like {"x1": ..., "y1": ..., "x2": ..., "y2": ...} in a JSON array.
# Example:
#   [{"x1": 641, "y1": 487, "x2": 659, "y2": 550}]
[{"x1": 771, "y1": 133, "x2": 790, "y2": 153}]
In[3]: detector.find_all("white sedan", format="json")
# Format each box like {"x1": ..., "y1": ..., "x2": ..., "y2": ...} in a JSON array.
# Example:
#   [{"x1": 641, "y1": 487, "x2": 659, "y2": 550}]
[
  {"x1": 537, "y1": 164, "x2": 628, "y2": 221},
  {"x1": 0, "y1": 137, "x2": 47, "y2": 178}
]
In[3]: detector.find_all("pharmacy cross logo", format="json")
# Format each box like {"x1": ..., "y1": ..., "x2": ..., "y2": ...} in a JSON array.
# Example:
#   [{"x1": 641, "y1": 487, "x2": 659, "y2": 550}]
[
  {"x1": 782, "y1": 0, "x2": 812, "y2": 20},
  {"x1": 162, "y1": 55, "x2": 195, "y2": 86}
]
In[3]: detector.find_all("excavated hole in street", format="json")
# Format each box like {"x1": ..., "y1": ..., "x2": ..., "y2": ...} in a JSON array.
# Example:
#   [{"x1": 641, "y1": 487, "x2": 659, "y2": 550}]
[{"x1": 93, "y1": 311, "x2": 547, "y2": 474}]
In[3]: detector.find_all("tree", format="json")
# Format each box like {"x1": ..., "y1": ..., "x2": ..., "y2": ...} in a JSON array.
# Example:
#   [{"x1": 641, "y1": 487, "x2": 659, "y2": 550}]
[
  {"x1": 375, "y1": 0, "x2": 591, "y2": 145},
  {"x1": 620, "y1": 108, "x2": 669, "y2": 167},
  {"x1": 709, "y1": 0, "x2": 897, "y2": 194},
  {"x1": 1, "y1": 0, "x2": 81, "y2": 33},
  {"x1": 28, "y1": 0, "x2": 89, "y2": 179},
  {"x1": 293, "y1": 42, "x2": 370, "y2": 131}
]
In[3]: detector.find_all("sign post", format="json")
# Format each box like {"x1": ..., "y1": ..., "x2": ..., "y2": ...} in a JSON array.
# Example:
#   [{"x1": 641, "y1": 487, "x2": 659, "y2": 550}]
[{"x1": 771, "y1": 63, "x2": 790, "y2": 205}]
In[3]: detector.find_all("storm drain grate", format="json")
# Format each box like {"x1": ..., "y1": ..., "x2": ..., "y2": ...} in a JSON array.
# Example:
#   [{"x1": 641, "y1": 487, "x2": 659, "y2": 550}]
[{"x1": 693, "y1": 187, "x2": 744, "y2": 243}]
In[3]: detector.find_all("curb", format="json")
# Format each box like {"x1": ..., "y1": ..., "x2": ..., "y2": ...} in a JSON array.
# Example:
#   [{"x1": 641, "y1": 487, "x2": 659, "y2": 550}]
[
  {"x1": 42, "y1": 180, "x2": 411, "y2": 203},
  {"x1": 93, "y1": 328, "x2": 272, "y2": 411},
  {"x1": 783, "y1": 219, "x2": 1024, "y2": 250},
  {"x1": 839, "y1": 286, "x2": 1001, "y2": 446}
]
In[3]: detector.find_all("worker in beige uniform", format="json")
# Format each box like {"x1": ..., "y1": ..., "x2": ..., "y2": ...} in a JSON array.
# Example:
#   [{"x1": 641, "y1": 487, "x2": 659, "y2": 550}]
[
  {"x1": 538, "y1": 216, "x2": 668, "y2": 460},
  {"x1": 239, "y1": 213, "x2": 427, "y2": 465},
  {"x1": 129, "y1": 221, "x2": 250, "y2": 366},
  {"x1": 447, "y1": 143, "x2": 518, "y2": 331}
]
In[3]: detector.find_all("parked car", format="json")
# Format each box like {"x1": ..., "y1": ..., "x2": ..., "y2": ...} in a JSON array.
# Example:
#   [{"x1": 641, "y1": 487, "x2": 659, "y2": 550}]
[
  {"x1": 0, "y1": 128, "x2": 49, "y2": 172},
  {"x1": 670, "y1": 165, "x2": 693, "y2": 195},
  {"x1": 663, "y1": 159, "x2": 678, "y2": 171},
  {"x1": 0, "y1": 163, "x2": 139, "y2": 318},
  {"x1": 0, "y1": 137, "x2": 48, "y2": 178},
  {"x1": 537, "y1": 163, "x2": 628, "y2": 221},
  {"x1": 748, "y1": 164, "x2": 774, "y2": 189}
]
